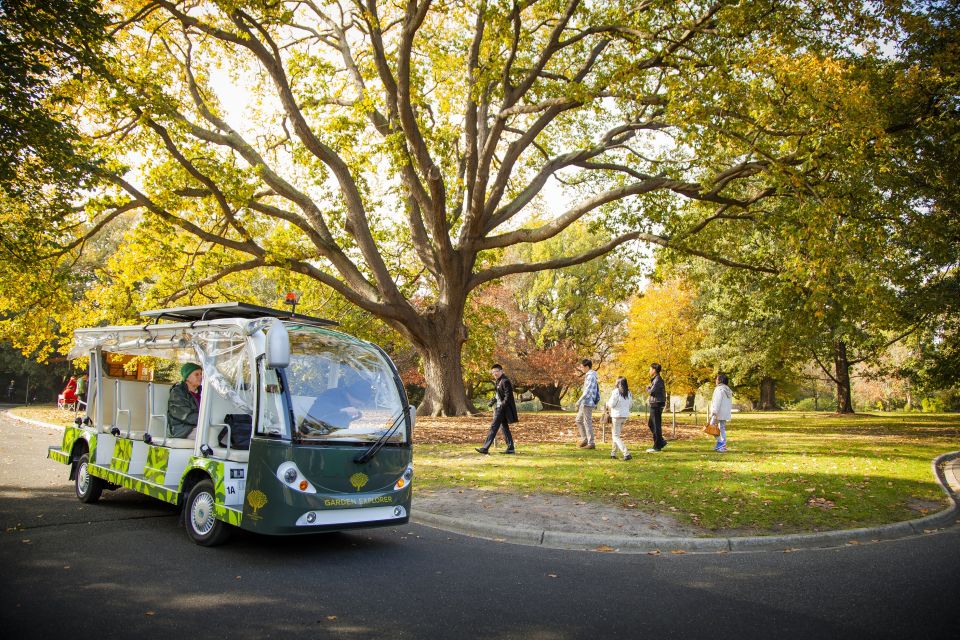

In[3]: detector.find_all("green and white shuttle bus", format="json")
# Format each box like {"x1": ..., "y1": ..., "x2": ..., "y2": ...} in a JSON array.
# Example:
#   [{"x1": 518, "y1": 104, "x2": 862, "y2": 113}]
[{"x1": 47, "y1": 303, "x2": 414, "y2": 545}]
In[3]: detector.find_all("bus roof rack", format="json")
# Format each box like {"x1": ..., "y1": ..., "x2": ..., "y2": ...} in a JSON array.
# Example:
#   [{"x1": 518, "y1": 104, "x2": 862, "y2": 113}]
[{"x1": 140, "y1": 302, "x2": 339, "y2": 326}]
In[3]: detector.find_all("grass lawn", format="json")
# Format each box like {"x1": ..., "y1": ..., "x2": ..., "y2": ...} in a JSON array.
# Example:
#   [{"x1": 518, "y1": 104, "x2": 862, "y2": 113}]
[
  {"x1": 413, "y1": 411, "x2": 960, "y2": 534},
  {"x1": 11, "y1": 404, "x2": 958, "y2": 535}
]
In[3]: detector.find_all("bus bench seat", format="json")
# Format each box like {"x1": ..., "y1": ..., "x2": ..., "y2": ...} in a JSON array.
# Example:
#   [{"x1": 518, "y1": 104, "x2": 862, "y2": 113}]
[
  {"x1": 208, "y1": 446, "x2": 249, "y2": 463},
  {"x1": 161, "y1": 437, "x2": 196, "y2": 449}
]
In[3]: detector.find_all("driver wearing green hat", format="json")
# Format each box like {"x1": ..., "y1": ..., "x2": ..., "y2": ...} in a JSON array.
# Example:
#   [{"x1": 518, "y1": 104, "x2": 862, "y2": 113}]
[{"x1": 167, "y1": 362, "x2": 203, "y2": 438}]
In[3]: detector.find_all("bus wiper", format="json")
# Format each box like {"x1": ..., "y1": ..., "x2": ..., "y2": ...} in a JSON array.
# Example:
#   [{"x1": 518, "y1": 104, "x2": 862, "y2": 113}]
[{"x1": 354, "y1": 411, "x2": 405, "y2": 464}]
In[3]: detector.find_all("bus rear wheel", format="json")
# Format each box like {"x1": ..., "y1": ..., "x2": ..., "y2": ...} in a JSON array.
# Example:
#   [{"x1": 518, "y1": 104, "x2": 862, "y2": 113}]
[
  {"x1": 75, "y1": 452, "x2": 105, "y2": 503},
  {"x1": 185, "y1": 479, "x2": 231, "y2": 546}
]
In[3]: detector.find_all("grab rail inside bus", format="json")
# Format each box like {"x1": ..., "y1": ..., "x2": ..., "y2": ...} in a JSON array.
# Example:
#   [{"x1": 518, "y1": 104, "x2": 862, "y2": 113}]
[
  {"x1": 210, "y1": 422, "x2": 231, "y2": 457},
  {"x1": 146, "y1": 382, "x2": 169, "y2": 446},
  {"x1": 115, "y1": 379, "x2": 132, "y2": 437}
]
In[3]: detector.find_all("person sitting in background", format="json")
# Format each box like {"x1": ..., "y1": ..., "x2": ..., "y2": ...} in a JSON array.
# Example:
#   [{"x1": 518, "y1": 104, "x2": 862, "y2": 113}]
[
  {"x1": 167, "y1": 363, "x2": 203, "y2": 438},
  {"x1": 61, "y1": 376, "x2": 78, "y2": 406}
]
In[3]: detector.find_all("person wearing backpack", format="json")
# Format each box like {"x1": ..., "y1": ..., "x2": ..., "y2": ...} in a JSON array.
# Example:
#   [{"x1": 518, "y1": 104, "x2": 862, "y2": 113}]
[{"x1": 575, "y1": 358, "x2": 600, "y2": 449}]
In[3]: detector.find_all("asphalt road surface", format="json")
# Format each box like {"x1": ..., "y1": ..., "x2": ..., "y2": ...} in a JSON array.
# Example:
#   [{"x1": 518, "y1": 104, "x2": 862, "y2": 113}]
[{"x1": 1, "y1": 411, "x2": 957, "y2": 639}]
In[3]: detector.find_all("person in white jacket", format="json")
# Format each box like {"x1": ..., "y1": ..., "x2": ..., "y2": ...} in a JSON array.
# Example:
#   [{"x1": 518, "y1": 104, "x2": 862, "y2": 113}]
[
  {"x1": 709, "y1": 373, "x2": 733, "y2": 452},
  {"x1": 605, "y1": 377, "x2": 633, "y2": 460}
]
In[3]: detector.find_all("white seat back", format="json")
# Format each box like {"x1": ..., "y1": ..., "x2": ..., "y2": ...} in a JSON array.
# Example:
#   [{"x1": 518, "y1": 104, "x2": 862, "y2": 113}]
[{"x1": 146, "y1": 382, "x2": 173, "y2": 441}]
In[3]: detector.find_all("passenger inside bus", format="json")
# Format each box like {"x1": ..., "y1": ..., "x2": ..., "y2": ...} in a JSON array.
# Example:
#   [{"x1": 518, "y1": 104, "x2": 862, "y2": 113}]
[
  {"x1": 300, "y1": 380, "x2": 373, "y2": 434},
  {"x1": 168, "y1": 363, "x2": 203, "y2": 438}
]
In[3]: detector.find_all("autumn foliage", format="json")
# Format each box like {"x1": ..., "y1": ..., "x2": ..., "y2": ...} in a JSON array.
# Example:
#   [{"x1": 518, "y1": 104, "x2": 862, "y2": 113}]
[{"x1": 616, "y1": 279, "x2": 712, "y2": 399}]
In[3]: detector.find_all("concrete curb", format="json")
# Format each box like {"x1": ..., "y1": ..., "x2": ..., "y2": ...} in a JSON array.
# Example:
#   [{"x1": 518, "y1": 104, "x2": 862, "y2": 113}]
[
  {"x1": 9, "y1": 410, "x2": 956, "y2": 553},
  {"x1": 3, "y1": 409, "x2": 67, "y2": 432},
  {"x1": 413, "y1": 451, "x2": 960, "y2": 554}
]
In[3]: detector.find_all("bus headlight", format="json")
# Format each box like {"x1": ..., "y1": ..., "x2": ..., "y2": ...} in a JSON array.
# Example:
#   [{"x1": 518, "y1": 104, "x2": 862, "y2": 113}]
[
  {"x1": 394, "y1": 464, "x2": 414, "y2": 490},
  {"x1": 276, "y1": 462, "x2": 316, "y2": 494}
]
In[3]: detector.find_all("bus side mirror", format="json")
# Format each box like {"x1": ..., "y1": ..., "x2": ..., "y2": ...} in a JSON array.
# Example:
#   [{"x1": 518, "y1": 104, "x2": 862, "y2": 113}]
[{"x1": 265, "y1": 318, "x2": 290, "y2": 369}]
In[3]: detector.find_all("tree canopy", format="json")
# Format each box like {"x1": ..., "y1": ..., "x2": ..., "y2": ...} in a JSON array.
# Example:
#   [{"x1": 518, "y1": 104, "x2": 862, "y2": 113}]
[{"x1": 2, "y1": 0, "x2": 949, "y2": 414}]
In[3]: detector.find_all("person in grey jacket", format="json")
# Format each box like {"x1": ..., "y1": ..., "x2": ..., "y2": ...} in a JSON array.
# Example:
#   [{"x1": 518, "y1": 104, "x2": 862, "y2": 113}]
[
  {"x1": 168, "y1": 362, "x2": 203, "y2": 438},
  {"x1": 646, "y1": 363, "x2": 667, "y2": 452}
]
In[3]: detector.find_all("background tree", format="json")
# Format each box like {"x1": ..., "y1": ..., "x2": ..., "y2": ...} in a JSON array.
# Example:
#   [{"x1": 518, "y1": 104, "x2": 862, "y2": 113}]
[
  {"x1": 616, "y1": 278, "x2": 710, "y2": 408},
  {"x1": 659, "y1": 1, "x2": 960, "y2": 413},
  {"x1": 0, "y1": 0, "x2": 112, "y2": 360},
  {"x1": 490, "y1": 221, "x2": 639, "y2": 409},
  {"x1": 686, "y1": 263, "x2": 798, "y2": 410}
]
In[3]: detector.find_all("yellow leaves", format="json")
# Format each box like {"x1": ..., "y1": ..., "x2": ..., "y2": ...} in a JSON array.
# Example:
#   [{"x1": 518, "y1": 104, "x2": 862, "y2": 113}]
[{"x1": 616, "y1": 278, "x2": 709, "y2": 394}]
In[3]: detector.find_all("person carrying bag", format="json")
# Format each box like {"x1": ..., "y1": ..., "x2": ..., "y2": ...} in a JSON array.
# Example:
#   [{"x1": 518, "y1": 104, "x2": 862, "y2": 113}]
[{"x1": 707, "y1": 373, "x2": 733, "y2": 452}]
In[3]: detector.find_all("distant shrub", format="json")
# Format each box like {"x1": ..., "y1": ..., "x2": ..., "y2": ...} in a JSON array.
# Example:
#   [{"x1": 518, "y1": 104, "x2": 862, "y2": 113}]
[
  {"x1": 788, "y1": 396, "x2": 837, "y2": 412},
  {"x1": 517, "y1": 399, "x2": 543, "y2": 412}
]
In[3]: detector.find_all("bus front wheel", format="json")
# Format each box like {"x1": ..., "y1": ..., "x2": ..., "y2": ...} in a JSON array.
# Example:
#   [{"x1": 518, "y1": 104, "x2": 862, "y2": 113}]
[
  {"x1": 185, "y1": 479, "x2": 231, "y2": 546},
  {"x1": 75, "y1": 452, "x2": 105, "y2": 503}
]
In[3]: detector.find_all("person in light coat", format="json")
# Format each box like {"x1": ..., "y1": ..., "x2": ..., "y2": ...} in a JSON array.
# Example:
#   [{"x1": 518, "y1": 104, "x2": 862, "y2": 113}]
[
  {"x1": 605, "y1": 377, "x2": 633, "y2": 460},
  {"x1": 708, "y1": 373, "x2": 733, "y2": 452}
]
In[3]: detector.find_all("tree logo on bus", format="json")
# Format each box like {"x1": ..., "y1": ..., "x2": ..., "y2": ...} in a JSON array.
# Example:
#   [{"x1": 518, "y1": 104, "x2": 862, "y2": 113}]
[
  {"x1": 350, "y1": 473, "x2": 368, "y2": 492},
  {"x1": 247, "y1": 489, "x2": 268, "y2": 519}
]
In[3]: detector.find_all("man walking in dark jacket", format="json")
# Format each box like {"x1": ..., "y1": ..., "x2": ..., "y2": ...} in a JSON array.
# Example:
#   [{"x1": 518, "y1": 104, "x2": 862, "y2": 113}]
[
  {"x1": 646, "y1": 363, "x2": 667, "y2": 452},
  {"x1": 476, "y1": 364, "x2": 518, "y2": 454}
]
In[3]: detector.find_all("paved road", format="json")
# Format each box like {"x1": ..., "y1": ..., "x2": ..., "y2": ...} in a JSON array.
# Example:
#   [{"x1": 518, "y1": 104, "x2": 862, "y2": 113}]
[{"x1": 1, "y1": 413, "x2": 957, "y2": 639}]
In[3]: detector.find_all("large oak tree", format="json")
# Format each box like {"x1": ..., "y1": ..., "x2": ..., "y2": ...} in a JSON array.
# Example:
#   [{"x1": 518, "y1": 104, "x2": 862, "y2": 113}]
[{"x1": 3, "y1": 0, "x2": 907, "y2": 414}]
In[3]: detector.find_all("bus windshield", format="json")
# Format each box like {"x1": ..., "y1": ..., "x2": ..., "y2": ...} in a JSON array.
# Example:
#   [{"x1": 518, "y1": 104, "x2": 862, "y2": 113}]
[{"x1": 280, "y1": 326, "x2": 406, "y2": 445}]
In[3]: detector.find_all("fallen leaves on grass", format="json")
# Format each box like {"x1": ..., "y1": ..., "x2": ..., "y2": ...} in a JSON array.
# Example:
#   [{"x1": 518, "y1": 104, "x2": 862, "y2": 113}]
[
  {"x1": 414, "y1": 414, "x2": 701, "y2": 444},
  {"x1": 807, "y1": 497, "x2": 836, "y2": 509}
]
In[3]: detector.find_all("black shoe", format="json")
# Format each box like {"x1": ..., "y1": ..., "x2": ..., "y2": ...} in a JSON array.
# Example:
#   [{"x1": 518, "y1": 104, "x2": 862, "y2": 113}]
[
  {"x1": 475, "y1": 447, "x2": 489, "y2": 454},
  {"x1": 623, "y1": 454, "x2": 632, "y2": 461},
  {"x1": 659, "y1": 441, "x2": 668, "y2": 450},
  {"x1": 501, "y1": 448, "x2": 516, "y2": 454}
]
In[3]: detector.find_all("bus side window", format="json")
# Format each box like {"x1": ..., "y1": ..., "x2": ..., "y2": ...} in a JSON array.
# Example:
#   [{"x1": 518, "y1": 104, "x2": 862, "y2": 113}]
[{"x1": 258, "y1": 366, "x2": 285, "y2": 436}]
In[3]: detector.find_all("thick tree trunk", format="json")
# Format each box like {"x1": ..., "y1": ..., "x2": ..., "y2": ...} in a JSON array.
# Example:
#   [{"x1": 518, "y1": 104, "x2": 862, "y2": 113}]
[
  {"x1": 531, "y1": 385, "x2": 565, "y2": 411},
  {"x1": 418, "y1": 342, "x2": 475, "y2": 416},
  {"x1": 403, "y1": 304, "x2": 476, "y2": 416},
  {"x1": 834, "y1": 340, "x2": 854, "y2": 414},
  {"x1": 758, "y1": 376, "x2": 779, "y2": 411}
]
